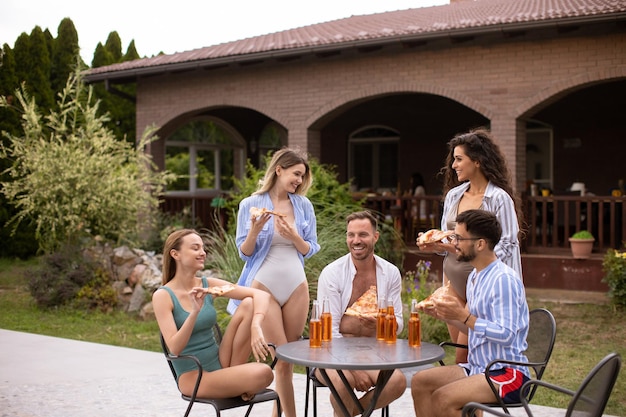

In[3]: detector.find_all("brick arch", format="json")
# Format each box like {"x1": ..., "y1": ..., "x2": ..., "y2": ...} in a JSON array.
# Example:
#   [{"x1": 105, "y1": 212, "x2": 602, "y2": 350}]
[
  {"x1": 157, "y1": 101, "x2": 290, "y2": 135},
  {"x1": 515, "y1": 67, "x2": 626, "y2": 118},
  {"x1": 306, "y1": 83, "x2": 493, "y2": 128}
]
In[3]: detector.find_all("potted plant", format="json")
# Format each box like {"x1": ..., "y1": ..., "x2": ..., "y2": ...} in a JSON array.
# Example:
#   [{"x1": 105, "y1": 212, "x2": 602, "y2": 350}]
[{"x1": 569, "y1": 230, "x2": 595, "y2": 259}]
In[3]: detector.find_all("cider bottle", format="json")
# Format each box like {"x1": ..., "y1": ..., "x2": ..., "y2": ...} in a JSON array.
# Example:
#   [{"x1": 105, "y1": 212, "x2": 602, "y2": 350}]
[
  {"x1": 408, "y1": 299, "x2": 421, "y2": 347},
  {"x1": 309, "y1": 300, "x2": 322, "y2": 348},
  {"x1": 321, "y1": 297, "x2": 332, "y2": 342},
  {"x1": 384, "y1": 299, "x2": 397, "y2": 344},
  {"x1": 376, "y1": 297, "x2": 387, "y2": 341}
]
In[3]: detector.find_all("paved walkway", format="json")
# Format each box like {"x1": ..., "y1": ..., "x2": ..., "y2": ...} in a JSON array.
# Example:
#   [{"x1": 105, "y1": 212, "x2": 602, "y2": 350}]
[{"x1": 0, "y1": 329, "x2": 617, "y2": 417}]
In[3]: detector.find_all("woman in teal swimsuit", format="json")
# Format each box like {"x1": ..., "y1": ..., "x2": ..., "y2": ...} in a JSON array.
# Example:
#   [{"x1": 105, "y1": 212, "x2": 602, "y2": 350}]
[{"x1": 153, "y1": 229, "x2": 286, "y2": 400}]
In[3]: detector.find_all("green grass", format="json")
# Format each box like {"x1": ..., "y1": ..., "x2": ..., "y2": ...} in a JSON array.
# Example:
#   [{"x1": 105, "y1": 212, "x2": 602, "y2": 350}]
[{"x1": 1, "y1": 258, "x2": 624, "y2": 415}]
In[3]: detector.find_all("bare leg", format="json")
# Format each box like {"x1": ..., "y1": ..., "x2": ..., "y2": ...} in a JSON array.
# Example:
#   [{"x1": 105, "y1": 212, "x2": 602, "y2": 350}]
[
  {"x1": 219, "y1": 297, "x2": 254, "y2": 367},
  {"x1": 274, "y1": 281, "x2": 309, "y2": 417},
  {"x1": 412, "y1": 365, "x2": 466, "y2": 417},
  {"x1": 321, "y1": 369, "x2": 405, "y2": 417},
  {"x1": 443, "y1": 275, "x2": 468, "y2": 363},
  {"x1": 356, "y1": 370, "x2": 405, "y2": 413},
  {"x1": 178, "y1": 362, "x2": 274, "y2": 399}
]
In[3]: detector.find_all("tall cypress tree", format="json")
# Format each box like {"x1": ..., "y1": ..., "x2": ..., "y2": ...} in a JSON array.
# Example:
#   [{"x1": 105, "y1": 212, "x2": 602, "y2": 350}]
[
  {"x1": 26, "y1": 26, "x2": 54, "y2": 110},
  {"x1": 51, "y1": 18, "x2": 82, "y2": 94},
  {"x1": 0, "y1": 43, "x2": 38, "y2": 258},
  {"x1": 92, "y1": 32, "x2": 137, "y2": 144}
]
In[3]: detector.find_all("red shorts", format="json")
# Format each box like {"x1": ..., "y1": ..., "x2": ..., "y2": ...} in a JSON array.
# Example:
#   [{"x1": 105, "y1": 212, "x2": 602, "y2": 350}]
[{"x1": 488, "y1": 368, "x2": 529, "y2": 404}]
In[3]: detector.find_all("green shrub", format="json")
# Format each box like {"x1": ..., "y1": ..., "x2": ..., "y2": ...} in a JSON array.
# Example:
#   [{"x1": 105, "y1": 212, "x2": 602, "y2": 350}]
[
  {"x1": 602, "y1": 248, "x2": 626, "y2": 309},
  {"x1": 0, "y1": 69, "x2": 175, "y2": 253},
  {"x1": 399, "y1": 260, "x2": 449, "y2": 343},
  {"x1": 75, "y1": 267, "x2": 118, "y2": 311},
  {"x1": 28, "y1": 244, "x2": 100, "y2": 308}
]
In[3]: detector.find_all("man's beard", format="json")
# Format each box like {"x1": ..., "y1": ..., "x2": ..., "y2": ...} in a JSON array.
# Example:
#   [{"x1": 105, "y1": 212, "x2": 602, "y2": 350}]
[{"x1": 456, "y1": 250, "x2": 476, "y2": 263}]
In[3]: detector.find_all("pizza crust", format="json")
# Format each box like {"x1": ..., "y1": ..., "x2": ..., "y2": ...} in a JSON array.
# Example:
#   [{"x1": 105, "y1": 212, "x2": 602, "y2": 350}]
[
  {"x1": 250, "y1": 207, "x2": 286, "y2": 218},
  {"x1": 417, "y1": 229, "x2": 454, "y2": 245}
]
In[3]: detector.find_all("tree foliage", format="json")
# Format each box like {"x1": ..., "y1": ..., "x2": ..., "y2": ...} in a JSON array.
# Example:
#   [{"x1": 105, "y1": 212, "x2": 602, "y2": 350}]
[
  {"x1": 1, "y1": 17, "x2": 142, "y2": 257},
  {"x1": 0, "y1": 68, "x2": 174, "y2": 253}
]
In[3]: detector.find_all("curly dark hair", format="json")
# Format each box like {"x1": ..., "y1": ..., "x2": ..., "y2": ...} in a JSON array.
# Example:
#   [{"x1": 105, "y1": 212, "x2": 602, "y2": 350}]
[{"x1": 440, "y1": 127, "x2": 525, "y2": 234}]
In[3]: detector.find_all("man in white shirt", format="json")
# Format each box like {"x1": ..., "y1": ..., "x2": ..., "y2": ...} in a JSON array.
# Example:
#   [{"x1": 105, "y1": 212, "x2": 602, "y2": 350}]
[{"x1": 316, "y1": 210, "x2": 406, "y2": 416}]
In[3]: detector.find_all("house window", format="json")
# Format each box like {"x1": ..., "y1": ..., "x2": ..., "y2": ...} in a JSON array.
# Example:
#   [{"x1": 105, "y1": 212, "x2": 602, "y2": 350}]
[
  {"x1": 165, "y1": 119, "x2": 244, "y2": 195},
  {"x1": 349, "y1": 126, "x2": 399, "y2": 193},
  {"x1": 256, "y1": 122, "x2": 286, "y2": 168},
  {"x1": 526, "y1": 123, "x2": 553, "y2": 191}
]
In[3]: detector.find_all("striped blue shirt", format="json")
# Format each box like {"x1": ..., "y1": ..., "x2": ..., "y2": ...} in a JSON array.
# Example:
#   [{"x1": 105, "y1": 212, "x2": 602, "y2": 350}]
[{"x1": 464, "y1": 259, "x2": 529, "y2": 377}]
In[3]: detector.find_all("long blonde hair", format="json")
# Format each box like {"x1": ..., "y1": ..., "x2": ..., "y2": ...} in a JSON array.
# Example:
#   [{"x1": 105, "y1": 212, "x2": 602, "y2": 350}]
[
  {"x1": 254, "y1": 147, "x2": 312, "y2": 196},
  {"x1": 161, "y1": 229, "x2": 199, "y2": 284}
]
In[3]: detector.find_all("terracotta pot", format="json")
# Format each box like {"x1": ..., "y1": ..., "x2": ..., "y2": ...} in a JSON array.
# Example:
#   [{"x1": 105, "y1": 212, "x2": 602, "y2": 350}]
[{"x1": 568, "y1": 238, "x2": 595, "y2": 259}]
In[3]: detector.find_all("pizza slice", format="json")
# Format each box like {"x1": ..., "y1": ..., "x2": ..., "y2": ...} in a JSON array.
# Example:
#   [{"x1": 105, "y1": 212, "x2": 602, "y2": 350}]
[
  {"x1": 250, "y1": 206, "x2": 287, "y2": 218},
  {"x1": 344, "y1": 285, "x2": 379, "y2": 318},
  {"x1": 202, "y1": 283, "x2": 236, "y2": 296},
  {"x1": 416, "y1": 281, "x2": 451, "y2": 309},
  {"x1": 417, "y1": 229, "x2": 454, "y2": 245}
]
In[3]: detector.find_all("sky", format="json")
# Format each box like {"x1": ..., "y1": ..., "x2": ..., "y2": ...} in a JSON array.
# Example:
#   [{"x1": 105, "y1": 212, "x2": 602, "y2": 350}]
[{"x1": 1, "y1": 0, "x2": 448, "y2": 64}]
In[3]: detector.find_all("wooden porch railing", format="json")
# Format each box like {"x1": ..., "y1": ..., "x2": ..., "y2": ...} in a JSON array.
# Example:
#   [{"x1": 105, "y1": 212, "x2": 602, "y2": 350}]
[
  {"x1": 161, "y1": 194, "x2": 625, "y2": 252},
  {"x1": 523, "y1": 195, "x2": 625, "y2": 252}
]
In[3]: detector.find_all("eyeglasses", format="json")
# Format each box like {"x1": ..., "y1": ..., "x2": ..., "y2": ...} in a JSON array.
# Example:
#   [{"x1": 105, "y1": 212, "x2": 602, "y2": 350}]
[{"x1": 449, "y1": 234, "x2": 482, "y2": 243}]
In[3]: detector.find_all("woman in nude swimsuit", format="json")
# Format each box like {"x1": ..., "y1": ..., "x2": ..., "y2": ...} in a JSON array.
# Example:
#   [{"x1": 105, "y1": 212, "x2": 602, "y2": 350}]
[
  {"x1": 417, "y1": 128, "x2": 523, "y2": 363},
  {"x1": 227, "y1": 147, "x2": 320, "y2": 417}
]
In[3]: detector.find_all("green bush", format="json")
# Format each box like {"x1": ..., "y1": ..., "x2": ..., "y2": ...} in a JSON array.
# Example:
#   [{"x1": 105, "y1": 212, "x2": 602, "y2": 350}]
[
  {"x1": 28, "y1": 245, "x2": 100, "y2": 308},
  {"x1": 602, "y1": 248, "x2": 626, "y2": 309},
  {"x1": 0, "y1": 69, "x2": 175, "y2": 254},
  {"x1": 399, "y1": 260, "x2": 449, "y2": 343}
]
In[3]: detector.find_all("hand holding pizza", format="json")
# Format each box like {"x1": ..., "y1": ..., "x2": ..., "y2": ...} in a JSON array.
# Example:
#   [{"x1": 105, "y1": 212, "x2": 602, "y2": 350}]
[{"x1": 416, "y1": 229, "x2": 455, "y2": 252}]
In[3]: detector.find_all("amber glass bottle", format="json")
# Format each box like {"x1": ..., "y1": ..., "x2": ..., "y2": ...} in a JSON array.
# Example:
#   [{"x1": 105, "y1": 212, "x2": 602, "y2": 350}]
[{"x1": 384, "y1": 299, "x2": 396, "y2": 344}]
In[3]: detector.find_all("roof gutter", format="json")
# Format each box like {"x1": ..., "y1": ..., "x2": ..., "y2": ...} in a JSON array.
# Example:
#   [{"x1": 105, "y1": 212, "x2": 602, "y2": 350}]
[{"x1": 83, "y1": 12, "x2": 626, "y2": 84}]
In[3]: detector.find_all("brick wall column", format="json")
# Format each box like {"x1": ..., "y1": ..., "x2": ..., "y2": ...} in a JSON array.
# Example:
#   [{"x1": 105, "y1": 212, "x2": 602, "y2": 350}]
[
  {"x1": 490, "y1": 117, "x2": 526, "y2": 194},
  {"x1": 286, "y1": 127, "x2": 321, "y2": 160}
]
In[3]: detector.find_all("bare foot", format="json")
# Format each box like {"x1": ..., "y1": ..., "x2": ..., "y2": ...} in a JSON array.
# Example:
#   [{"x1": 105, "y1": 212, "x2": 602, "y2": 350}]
[{"x1": 241, "y1": 392, "x2": 256, "y2": 401}]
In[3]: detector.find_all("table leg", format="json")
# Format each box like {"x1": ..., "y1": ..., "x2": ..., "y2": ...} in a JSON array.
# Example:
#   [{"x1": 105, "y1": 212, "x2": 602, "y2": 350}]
[{"x1": 316, "y1": 368, "x2": 395, "y2": 417}]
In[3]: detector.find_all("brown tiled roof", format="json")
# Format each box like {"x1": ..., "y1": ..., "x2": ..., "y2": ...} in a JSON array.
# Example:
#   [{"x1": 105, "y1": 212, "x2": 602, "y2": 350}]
[{"x1": 84, "y1": 0, "x2": 626, "y2": 80}]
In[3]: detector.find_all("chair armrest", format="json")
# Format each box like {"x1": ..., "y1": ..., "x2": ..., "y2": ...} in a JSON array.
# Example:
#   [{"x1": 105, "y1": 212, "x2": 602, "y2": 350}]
[
  {"x1": 484, "y1": 358, "x2": 548, "y2": 407},
  {"x1": 268, "y1": 343, "x2": 278, "y2": 369},
  {"x1": 438, "y1": 341, "x2": 468, "y2": 365},
  {"x1": 462, "y1": 402, "x2": 510, "y2": 417},
  {"x1": 440, "y1": 341, "x2": 469, "y2": 349},
  {"x1": 166, "y1": 352, "x2": 204, "y2": 370},
  {"x1": 165, "y1": 352, "x2": 204, "y2": 402},
  {"x1": 520, "y1": 379, "x2": 576, "y2": 405}
]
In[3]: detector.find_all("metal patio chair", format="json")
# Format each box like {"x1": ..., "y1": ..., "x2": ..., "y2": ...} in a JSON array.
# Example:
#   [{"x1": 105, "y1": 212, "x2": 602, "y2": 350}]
[
  {"x1": 439, "y1": 308, "x2": 557, "y2": 415},
  {"x1": 462, "y1": 352, "x2": 622, "y2": 417},
  {"x1": 160, "y1": 324, "x2": 281, "y2": 417}
]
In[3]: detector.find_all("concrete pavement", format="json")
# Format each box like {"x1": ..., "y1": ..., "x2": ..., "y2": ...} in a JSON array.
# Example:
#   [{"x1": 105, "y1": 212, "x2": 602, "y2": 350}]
[{"x1": 0, "y1": 329, "x2": 617, "y2": 417}]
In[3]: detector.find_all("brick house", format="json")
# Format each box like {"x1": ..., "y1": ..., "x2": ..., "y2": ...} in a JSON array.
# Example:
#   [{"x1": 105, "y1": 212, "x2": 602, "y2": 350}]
[{"x1": 84, "y1": 0, "x2": 626, "y2": 291}]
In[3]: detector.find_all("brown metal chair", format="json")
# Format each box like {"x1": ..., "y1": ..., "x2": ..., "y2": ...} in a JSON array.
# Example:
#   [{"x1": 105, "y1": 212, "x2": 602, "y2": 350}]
[
  {"x1": 439, "y1": 308, "x2": 557, "y2": 415},
  {"x1": 462, "y1": 352, "x2": 622, "y2": 417},
  {"x1": 160, "y1": 324, "x2": 281, "y2": 417}
]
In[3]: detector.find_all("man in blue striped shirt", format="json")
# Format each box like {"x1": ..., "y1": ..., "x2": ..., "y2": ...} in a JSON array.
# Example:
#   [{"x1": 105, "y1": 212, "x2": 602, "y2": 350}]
[{"x1": 411, "y1": 209, "x2": 529, "y2": 417}]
